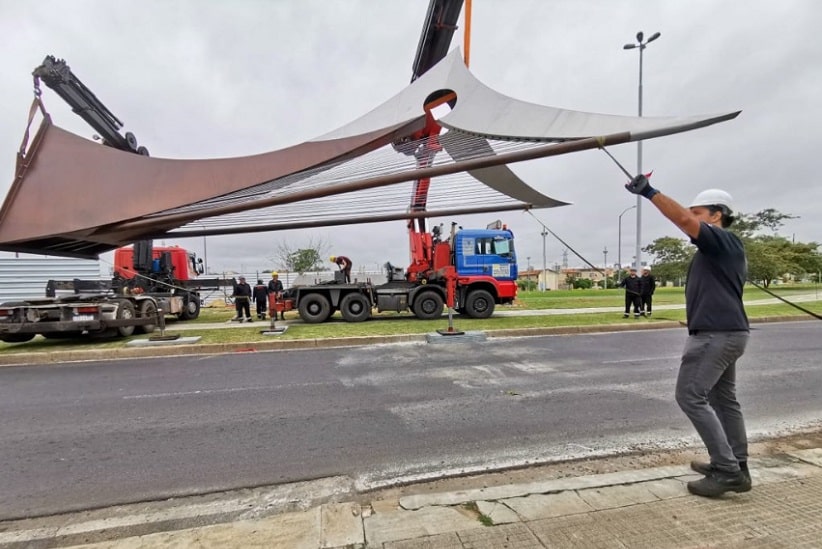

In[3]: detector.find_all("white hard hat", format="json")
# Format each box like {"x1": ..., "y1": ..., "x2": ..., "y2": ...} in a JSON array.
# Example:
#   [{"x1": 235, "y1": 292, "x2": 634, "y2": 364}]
[{"x1": 689, "y1": 189, "x2": 734, "y2": 215}]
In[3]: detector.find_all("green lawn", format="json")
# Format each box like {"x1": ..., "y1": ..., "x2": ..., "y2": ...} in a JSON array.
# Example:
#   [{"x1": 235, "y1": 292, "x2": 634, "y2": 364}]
[
  {"x1": 2, "y1": 284, "x2": 820, "y2": 355},
  {"x1": 515, "y1": 284, "x2": 821, "y2": 309}
]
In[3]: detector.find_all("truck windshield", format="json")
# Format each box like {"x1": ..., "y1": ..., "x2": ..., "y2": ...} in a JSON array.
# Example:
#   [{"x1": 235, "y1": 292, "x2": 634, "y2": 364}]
[
  {"x1": 492, "y1": 236, "x2": 513, "y2": 257},
  {"x1": 474, "y1": 236, "x2": 513, "y2": 258}
]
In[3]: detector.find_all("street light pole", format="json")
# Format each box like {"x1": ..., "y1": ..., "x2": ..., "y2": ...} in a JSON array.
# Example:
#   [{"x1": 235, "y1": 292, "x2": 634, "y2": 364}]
[
  {"x1": 618, "y1": 204, "x2": 637, "y2": 281},
  {"x1": 602, "y1": 247, "x2": 608, "y2": 289},
  {"x1": 541, "y1": 228, "x2": 548, "y2": 292},
  {"x1": 624, "y1": 30, "x2": 660, "y2": 275}
]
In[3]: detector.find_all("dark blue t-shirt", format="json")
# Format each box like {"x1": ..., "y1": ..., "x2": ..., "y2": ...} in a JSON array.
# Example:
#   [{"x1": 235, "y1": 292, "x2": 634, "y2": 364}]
[{"x1": 685, "y1": 222, "x2": 749, "y2": 332}]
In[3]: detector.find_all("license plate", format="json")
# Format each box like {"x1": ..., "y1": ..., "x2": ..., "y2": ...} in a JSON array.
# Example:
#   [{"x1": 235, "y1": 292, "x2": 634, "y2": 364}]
[{"x1": 72, "y1": 315, "x2": 95, "y2": 321}]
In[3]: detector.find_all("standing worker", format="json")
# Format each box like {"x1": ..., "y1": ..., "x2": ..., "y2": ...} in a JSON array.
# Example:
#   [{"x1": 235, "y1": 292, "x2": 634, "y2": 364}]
[
  {"x1": 231, "y1": 276, "x2": 253, "y2": 322},
  {"x1": 253, "y1": 279, "x2": 268, "y2": 320},
  {"x1": 330, "y1": 255, "x2": 352, "y2": 284},
  {"x1": 618, "y1": 268, "x2": 642, "y2": 318},
  {"x1": 267, "y1": 272, "x2": 285, "y2": 320},
  {"x1": 625, "y1": 175, "x2": 751, "y2": 498},
  {"x1": 640, "y1": 267, "x2": 656, "y2": 317}
]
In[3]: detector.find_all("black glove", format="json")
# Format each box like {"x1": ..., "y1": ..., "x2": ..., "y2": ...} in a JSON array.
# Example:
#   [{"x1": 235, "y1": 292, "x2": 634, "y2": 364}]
[{"x1": 625, "y1": 173, "x2": 659, "y2": 200}]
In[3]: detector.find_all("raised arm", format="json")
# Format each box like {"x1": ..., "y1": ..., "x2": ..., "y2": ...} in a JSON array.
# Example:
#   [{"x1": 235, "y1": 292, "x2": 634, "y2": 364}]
[{"x1": 625, "y1": 175, "x2": 701, "y2": 239}]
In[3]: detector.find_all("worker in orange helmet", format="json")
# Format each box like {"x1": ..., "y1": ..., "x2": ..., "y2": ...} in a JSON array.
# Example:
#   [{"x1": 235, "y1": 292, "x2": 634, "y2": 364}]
[{"x1": 329, "y1": 255, "x2": 352, "y2": 284}]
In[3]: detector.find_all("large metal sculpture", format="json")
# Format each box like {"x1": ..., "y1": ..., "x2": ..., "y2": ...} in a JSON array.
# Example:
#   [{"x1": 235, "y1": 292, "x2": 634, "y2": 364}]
[{"x1": 0, "y1": 3, "x2": 738, "y2": 259}]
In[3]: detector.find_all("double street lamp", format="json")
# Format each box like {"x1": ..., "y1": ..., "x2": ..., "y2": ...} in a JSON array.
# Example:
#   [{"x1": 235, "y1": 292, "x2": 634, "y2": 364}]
[
  {"x1": 618, "y1": 204, "x2": 637, "y2": 280},
  {"x1": 623, "y1": 30, "x2": 661, "y2": 275}
]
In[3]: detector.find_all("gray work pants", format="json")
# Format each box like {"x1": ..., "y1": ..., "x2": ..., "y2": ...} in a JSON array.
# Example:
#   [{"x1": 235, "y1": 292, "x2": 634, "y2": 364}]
[{"x1": 675, "y1": 331, "x2": 749, "y2": 474}]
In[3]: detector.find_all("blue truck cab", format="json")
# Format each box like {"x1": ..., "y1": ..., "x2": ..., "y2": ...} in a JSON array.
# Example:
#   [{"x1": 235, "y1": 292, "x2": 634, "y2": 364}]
[{"x1": 453, "y1": 227, "x2": 517, "y2": 280}]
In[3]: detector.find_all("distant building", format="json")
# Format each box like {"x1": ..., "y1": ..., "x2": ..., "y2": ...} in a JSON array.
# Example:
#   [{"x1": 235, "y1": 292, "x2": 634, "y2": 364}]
[
  {"x1": 561, "y1": 267, "x2": 616, "y2": 289},
  {"x1": 518, "y1": 267, "x2": 563, "y2": 291}
]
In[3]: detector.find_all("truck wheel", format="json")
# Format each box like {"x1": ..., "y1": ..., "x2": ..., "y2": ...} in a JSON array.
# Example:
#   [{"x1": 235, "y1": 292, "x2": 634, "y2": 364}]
[
  {"x1": 298, "y1": 293, "x2": 332, "y2": 323},
  {"x1": 115, "y1": 300, "x2": 137, "y2": 337},
  {"x1": 137, "y1": 300, "x2": 158, "y2": 334},
  {"x1": 42, "y1": 331, "x2": 83, "y2": 339},
  {"x1": 464, "y1": 289, "x2": 495, "y2": 319},
  {"x1": 413, "y1": 290, "x2": 444, "y2": 320},
  {"x1": 340, "y1": 293, "x2": 371, "y2": 322},
  {"x1": 1, "y1": 333, "x2": 35, "y2": 343},
  {"x1": 178, "y1": 294, "x2": 201, "y2": 320}
]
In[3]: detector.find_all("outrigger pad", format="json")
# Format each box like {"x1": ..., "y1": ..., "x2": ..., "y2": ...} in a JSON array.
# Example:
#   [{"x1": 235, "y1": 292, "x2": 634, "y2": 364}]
[
  {"x1": 260, "y1": 326, "x2": 288, "y2": 336},
  {"x1": 436, "y1": 328, "x2": 466, "y2": 336},
  {"x1": 148, "y1": 334, "x2": 182, "y2": 341}
]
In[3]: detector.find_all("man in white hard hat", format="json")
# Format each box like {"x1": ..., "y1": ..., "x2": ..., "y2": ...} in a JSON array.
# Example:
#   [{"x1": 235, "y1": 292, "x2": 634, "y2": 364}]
[{"x1": 626, "y1": 176, "x2": 750, "y2": 498}]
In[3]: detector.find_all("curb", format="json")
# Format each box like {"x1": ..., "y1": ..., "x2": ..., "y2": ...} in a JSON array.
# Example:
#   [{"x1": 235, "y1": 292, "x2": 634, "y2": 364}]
[{"x1": 2, "y1": 450, "x2": 820, "y2": 548}]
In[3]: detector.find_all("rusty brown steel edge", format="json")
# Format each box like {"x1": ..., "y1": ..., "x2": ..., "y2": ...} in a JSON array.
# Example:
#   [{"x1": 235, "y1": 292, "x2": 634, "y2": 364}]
[{"x1": 0, "y1": 316, "x2": 811, "y2": 368}]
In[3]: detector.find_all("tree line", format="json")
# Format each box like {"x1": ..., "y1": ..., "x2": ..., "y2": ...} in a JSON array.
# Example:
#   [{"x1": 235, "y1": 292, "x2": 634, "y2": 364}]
[{"x1": 643, "y1": 209, "x2": 821, "y2": 288}]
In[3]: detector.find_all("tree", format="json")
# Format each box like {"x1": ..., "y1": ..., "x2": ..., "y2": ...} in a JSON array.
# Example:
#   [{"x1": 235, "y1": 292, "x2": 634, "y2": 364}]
[
  {"x1": 731, "y1": 208, "x2": 798, "y2": 238},
  {"x1": 572, "y1": 278, "x2": 593, "y2": 290},
  {"x1": 746, "y1": 236, "x2": 822, "y2": 287},
  {"x1": 274, "y1": 237, "x2": 329, "y2": 275},
  {"x1": 645, "y1": 208, "x2": 819, "y2": 288},
  {"x1": 642, "y1": 236, "x2": 694, "y2": 286},
  {"x1": 730, "y1": 208, "x2": 819, "y2": 287}
]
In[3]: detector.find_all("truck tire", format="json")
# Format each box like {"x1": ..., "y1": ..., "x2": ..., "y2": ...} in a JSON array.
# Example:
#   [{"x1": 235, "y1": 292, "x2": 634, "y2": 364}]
[
  {"x1": 137, "y1": 300, "x2": 158, "y2": 334},
  {"x1": 0, "y1": 302, "x2": 36, "y2": 342},
  {"x1": 115, "y1": 300, "x2": 137, "y2": 337},
  {"x1": 464, "y1": 289, "x2": 495, "y2": 319},
  {"x1": 412, "y1": 290, "x2": 444, "y2": 320},
  {"x1": 340, "y1": 293, "x2": 370, "y2": 322},
  {"x1": 42, "y1": 331, "x2": 83, "y2": 339},
  {"x1": 1, "y1": 333, "x2": 35, "y2": 343},
  {"x1": 178, "y1": 294, "x2": 201, "y2": 320},
  {"x1": 298, "y1": 293, "x2": 332, "y2": 323}
]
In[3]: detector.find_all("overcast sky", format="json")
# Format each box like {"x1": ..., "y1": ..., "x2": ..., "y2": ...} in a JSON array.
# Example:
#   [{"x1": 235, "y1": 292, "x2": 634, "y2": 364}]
[{"x1": 1, "y1": 0, "x2": 820, "y2": 276}]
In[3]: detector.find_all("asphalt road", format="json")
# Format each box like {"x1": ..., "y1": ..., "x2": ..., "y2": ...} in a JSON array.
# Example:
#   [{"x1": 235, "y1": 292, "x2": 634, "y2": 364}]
[{"x1": 1, "y1": 321, "x2": 820, "y2": 520}]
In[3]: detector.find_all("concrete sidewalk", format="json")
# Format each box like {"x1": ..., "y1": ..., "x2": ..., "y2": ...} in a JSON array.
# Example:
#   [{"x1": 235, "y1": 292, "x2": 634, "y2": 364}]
[{"x1": 4, "y1": 448, "x2": 820, "y2": 548}]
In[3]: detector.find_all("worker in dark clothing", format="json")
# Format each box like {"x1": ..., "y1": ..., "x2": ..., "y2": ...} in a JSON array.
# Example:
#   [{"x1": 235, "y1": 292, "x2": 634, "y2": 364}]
[
  {"x1": 330, "y1": 255, "x2": 352, "y2": 283},
  {"x1": 267, "y1": 272, "x2": 285, "y2": 320},
  {"x1": 231, "y1": 276, "x2": 253, "y2": 322},
  {"x1": 618, "y1": 268, "x2": 642, "y2": 318},
  {"x1": 253, "y1": 279, "x2": 268, "y2": 320},
  {"x1": 640, "y1": 267, "x2": 657, "y2": 317},
  {"x1": 626, "y1": 175, "x2": 750, "y2": 498}
]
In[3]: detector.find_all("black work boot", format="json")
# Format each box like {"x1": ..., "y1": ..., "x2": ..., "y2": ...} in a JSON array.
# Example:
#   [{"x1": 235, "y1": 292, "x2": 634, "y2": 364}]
[
  {"x1": 687, "y1": 469, "x2": 751, "y2": 497},
  {"x1": 691, "y1": 460, "x2": 751, "y2": 482}
]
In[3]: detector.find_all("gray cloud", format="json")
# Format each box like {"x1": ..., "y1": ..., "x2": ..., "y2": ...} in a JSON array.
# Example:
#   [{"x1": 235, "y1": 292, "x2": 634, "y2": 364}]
[{"x1": 1, "y1": 0, "x2": 819, "y2": 275}]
